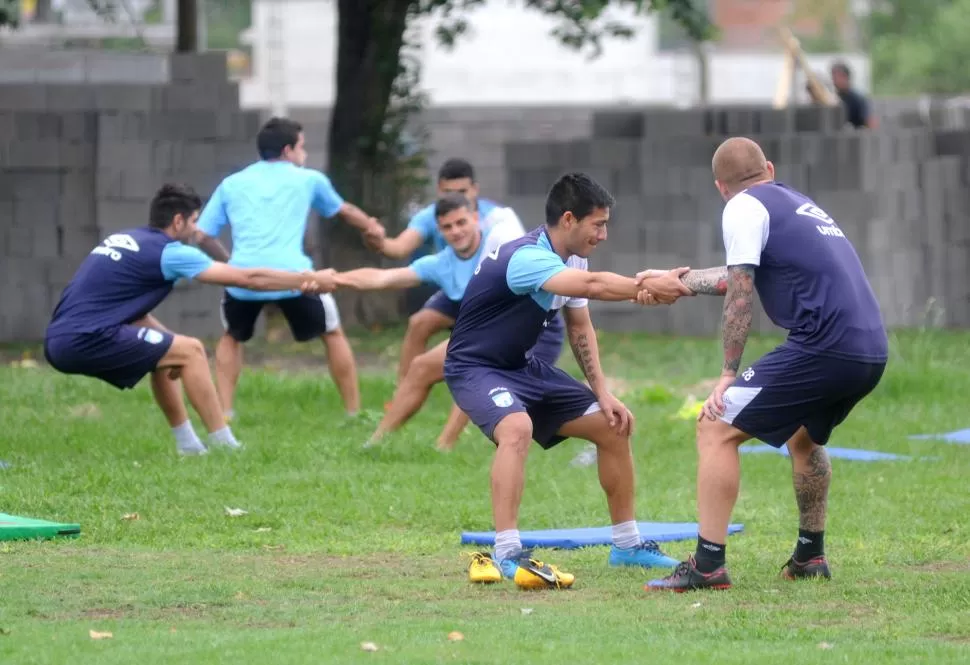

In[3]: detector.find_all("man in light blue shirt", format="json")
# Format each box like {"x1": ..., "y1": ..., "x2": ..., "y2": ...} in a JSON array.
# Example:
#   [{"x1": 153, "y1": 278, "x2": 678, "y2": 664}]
[
  {"x1": 336, "y1": 193, "x2": 564, "y2": 449},
  {"x1": 365, "y1": 158, "x2": 501, "y2": 382},
  {"x1": 194, "y1": 117, "x2": 385, "y2": 420}
]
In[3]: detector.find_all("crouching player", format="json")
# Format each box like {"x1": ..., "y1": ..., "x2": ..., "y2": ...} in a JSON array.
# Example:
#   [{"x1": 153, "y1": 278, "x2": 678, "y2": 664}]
[{"x1": 44, "y1": 184, "x2": 337, "y2": 457}]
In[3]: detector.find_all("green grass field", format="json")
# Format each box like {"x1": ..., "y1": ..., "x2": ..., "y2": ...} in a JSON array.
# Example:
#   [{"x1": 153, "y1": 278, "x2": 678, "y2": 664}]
[{"x1": 1, "y1": 328, "x2": 969, "y2": 664}]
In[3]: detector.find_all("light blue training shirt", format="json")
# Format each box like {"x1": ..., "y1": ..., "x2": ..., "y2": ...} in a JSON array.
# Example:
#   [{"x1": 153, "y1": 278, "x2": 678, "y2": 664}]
[
  {"x1": 197, "y1": 160, "x2": 344, "y2": 300},
  {"x1": 409, "y1": 242, "x2": 487, "y2": 301}
]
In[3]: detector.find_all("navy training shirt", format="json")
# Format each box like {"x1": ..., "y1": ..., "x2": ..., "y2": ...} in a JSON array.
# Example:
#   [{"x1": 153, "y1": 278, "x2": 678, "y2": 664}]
[
  {"x1": 46, "y1": 227, "x2": 213, "y2": 337},
  {"x1": 445, "y1": 226, "x2": 587, "y2": 371},
  {"x1": 722, "y1": 181, "x2": 888, "y2": 362}
]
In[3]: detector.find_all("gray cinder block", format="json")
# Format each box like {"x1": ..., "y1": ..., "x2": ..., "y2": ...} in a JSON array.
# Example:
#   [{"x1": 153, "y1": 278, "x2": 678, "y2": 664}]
[
  {"x1": 0, "y1": 85, "x2": 48, "y2": 110},
  {"x1": 169, "y1": 53, "x2": 228, "y2": 84}
]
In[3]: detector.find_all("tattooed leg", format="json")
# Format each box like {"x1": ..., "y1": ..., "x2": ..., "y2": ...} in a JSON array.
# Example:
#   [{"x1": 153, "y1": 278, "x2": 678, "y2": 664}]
[{"x1": 787, "y1": 428, "x2": 832, "y2": 532}]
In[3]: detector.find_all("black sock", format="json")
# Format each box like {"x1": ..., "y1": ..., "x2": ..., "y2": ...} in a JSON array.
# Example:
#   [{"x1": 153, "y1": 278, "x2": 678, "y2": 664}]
[
  {"x1": 794, "y1": 529, "x2": 825, "y2": 561},
  {"x1": 694, "y1": 536, "x2": 726, "y2": 573}
]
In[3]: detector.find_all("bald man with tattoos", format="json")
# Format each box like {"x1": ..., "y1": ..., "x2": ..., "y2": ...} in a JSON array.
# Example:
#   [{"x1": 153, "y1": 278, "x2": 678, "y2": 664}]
[{"x1": 642, "y1": 137, "x2": 888, "y2": 592}]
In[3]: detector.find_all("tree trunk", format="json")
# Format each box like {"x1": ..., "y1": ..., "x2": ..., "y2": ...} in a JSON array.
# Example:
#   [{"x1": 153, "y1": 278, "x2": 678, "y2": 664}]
[
  {"x1": 176, "y1": 0, "x2": 198, "y2": 52},
  {"x1": 325, "y1": 0, "x2": 415, "y2": 328}
]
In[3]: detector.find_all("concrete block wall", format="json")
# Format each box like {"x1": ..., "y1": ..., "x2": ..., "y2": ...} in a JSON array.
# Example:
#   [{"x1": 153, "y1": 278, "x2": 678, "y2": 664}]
[
  {"x1": 502, "y1": 108, "x2": 970, "y2": 334},
  {"x1": 0, "y1": 53, "x2": 267, "y2": 342},
  {"x1": 3, "y1": 52, "x2": 970, "y2": 341}
]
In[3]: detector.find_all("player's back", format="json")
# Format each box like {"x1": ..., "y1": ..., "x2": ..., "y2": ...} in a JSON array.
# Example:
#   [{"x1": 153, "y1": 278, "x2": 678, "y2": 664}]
[
  {"x1": 446, "y1": 227, "x2": 565, "y2": 371},
  {"x1": 214, "y1": 161, "x2": 319, "y2": 272},
  {"x1": 743, "y1": 182, "x2": 887, "y2": 361},
  {"x1": 47, "y1": 227, "x2": 177, "y2": 336}
]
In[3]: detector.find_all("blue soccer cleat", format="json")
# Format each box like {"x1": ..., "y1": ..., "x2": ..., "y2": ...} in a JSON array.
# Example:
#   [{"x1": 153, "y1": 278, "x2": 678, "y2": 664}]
[{"x1": 609, "y1": 540, "x2": 680, "y2": 568}]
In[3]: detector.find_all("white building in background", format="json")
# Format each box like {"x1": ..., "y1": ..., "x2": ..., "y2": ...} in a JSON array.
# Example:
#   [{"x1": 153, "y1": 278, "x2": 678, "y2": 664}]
[{"x1": 238, "y1": 0, "x2": 869, "y2": 112}]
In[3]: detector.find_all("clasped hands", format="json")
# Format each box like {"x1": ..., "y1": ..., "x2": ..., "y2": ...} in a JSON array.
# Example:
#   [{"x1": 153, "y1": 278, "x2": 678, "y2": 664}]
[
  {"x1": 298, "y1": 268, "x2": 338, "y2": 294},
  {"x1": 632, "y1": 266, "x2": 695, "y2": 306}
]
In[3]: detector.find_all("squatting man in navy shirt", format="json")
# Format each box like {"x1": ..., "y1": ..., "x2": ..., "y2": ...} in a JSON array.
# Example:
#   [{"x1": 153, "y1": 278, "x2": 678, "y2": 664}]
[
  {"x1": 334, "y1": 192, "x2": 564, "y2": 450},
  {"x1": 44, "y1": 184, "x2": 338, "y2": 457},
  {"x1": 442, "y1": 173, "x2": 695, "y2": 589},
  {"x1": 639, "y1": 137, "x2": 889, "y2": 592}
]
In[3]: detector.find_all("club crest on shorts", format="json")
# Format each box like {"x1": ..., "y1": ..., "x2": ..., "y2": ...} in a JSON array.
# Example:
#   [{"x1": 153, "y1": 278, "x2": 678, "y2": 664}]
[
  {"x1": 137, "y1": 327, "x2": 164, "y2": 345},
  {"x1": 488, "y1": 386, "x2": 514, "y2": 408}
]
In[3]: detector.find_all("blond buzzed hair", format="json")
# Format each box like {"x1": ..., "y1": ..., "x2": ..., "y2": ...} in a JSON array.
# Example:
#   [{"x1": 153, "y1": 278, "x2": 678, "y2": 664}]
[{"x1": 712, "y1": 137, "x2": 771, "y2": 193}]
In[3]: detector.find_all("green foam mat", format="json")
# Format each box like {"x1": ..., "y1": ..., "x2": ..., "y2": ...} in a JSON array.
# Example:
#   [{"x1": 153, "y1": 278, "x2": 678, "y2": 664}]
[{"x1": 0, "y1": 513, "x2": 81, "y2": 541}]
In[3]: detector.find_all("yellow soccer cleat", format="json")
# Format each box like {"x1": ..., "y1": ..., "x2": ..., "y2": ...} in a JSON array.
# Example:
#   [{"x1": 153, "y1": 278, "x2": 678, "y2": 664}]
[
  {"x1": 467, "y1": 551, "x2": 503, "y2": 584},
  {"x1": 502, "y1": 551, "x2": 575, "y2": 590}
]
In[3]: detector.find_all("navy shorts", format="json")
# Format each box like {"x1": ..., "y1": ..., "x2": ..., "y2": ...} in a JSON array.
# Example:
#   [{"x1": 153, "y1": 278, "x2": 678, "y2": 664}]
[
  {"x1": 445, "y1": 357, "x2": 600, "y2": 449},
  {"x1": 422, "y1": 290, "x2": 462, "y2": 322},
  {"x1": 721, "y1": 344, "x2": 886, "y2": 447},
  {"x1": 527, "y1": 313, "x2": 565, "y2": 365},
  {"x1": 44, "y1": 325, "x2": 174, "y2": 390}
]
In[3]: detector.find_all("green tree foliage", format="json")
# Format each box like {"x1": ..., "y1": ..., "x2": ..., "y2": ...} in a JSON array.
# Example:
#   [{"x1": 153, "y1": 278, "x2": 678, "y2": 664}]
[
  {"x1": 325, "y1": 0, "x2": 711, "y2": 325},
  {"x1": 869, "y1": 0, "x2": 970, "y2": 95}
]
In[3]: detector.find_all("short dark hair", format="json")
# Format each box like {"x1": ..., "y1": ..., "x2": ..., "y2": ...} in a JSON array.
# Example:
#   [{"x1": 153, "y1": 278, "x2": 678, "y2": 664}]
[
  {"x1": 438, "y1": 158, "x2": 475, "y2": 182},
  {"x1": 257, "y1": 116, "x2": 303, "y2": 160},
  {"x1": 544, "y1": 173, "x2": 614, "y2": 226},
  {"x1": 149, "y1": 183, "x2": 202, "y2": 228},
  {"x1": 831, "y1": 61, "x2": 851, "y2": 78},
  {"x1": 434, "y1": 192, "x2": 471, "y2": 219}
]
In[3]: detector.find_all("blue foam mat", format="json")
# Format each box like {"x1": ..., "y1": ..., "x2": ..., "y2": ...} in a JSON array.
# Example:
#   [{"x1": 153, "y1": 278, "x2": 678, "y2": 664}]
[
  {"x1": 460, "y1": 522, "x2": 744, "y2": 549},
  {"x1": 909, "y1": 428, "x2": 970, "y2": 445},
  {"x1": 741, "y1": 444, "x2": 911, "y2": 461}
]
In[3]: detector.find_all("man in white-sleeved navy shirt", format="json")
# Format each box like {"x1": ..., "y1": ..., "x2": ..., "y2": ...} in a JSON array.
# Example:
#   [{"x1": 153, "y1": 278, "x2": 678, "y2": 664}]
[{"x1": 645, "y1": 137, "x2": 888, "y2": 592}]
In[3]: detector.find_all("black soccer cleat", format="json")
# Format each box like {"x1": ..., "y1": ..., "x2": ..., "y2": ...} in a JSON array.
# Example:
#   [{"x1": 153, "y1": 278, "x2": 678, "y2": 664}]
[
  {"x1": 781, "y1": 555, "x2": 832, "y2": 580},
  {"x1": 645, "y1": 555, "x2": 733, "y2": 592}
]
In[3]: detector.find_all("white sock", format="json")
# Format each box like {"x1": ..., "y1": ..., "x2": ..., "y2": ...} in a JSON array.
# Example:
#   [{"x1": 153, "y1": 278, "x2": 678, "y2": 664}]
[
  {"x1": 494, "y1": 529, "x2": 522, "y2": 562},
  {"x1": 225, "y1": 409, "x2": 235, "y2": 422},
  {"x1": 172, "y1": 420, "x2": 204, "y2": 451},
  {"x1": 612, "y1": 520, "x2": 641, "y2": 549},
  {"x1": 208, "y1": 426, "x2": 241, "y2": 449}
]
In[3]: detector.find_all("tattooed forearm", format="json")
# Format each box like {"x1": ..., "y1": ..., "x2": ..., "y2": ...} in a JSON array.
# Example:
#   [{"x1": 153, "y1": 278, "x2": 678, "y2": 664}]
[
  {"x1": 569, "y1": 331, "x2": 601, "y2": 392},
  {"x1": 681, "y1": 266, "x2": 729, "y2": 295},
  {"x1": 793, "y1": 446, "x2": 832, "y2": 531},
  {"x1": 722, "y1": 265, "x2": 755, "y2": 374}
]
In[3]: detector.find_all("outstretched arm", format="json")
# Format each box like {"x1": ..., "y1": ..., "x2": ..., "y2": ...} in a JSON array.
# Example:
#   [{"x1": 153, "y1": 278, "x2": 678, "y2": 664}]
[
  {"x1": 190, "y1": 230, "x2": 231, "y2": 262},
  {"x1": 682, "y1": 266, "x2": 729, "y2": 295},
  {"x1": 542, "y1": 267, "x2": 693, "y2": 302},
  {"x1": 721, "y1": 265, "x2": 756, "y2": 375},
  {"x1": 378, "y1": 228, "x2": 425, "y2": 259},
  {"x1": 334, "y1": 267, "x2": 422, "y2": 291},
  {"x1": 196, "y1": 263, "x2": 336, "y2": 293}
]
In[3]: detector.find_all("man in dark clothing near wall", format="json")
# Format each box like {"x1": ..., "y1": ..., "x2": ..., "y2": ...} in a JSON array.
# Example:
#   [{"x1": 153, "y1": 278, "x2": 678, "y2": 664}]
[{"x1": 831, "y1": 61, "x2": 878, "y2": 129}]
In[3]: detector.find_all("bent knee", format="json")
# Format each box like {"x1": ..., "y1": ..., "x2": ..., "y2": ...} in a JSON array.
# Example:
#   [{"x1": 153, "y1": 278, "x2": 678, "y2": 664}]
[
  {"x1": 409, "y1": 354, "x2": 442, "y2": 384},
  {"x1": 407, "y1": 309, "x2": 449, "y2": 335},
  {"x1": 168, "y1": 335, "x2": 207, "y2": 364},
  {"x1": 493, "y1": 414, "x2": 533, "y2": 453},
  {"x1": 696, "y1": 416, "x2": 747, "y2": 449}
]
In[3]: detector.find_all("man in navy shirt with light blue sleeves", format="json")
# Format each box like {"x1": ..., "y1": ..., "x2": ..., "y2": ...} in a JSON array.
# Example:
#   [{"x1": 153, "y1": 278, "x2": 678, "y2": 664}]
[
  {"x1": 44, "y1": 184, "x2": 337, "y2": 457},
  {"x1": 643, "y1": 137, "x2": 889, "y2": 592},
  {"x1": 372, "y1": 159, "x2": 500, "y2": 381},
  {"x1": 194, "y1": 117, "x2": 385, "y2": 421},
  {"x1": 337, "y1": 193, "x2": 564, "y2": 449},
  {"x1": 444, "y1": 173, "x2": 694, "y2": 590}
]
